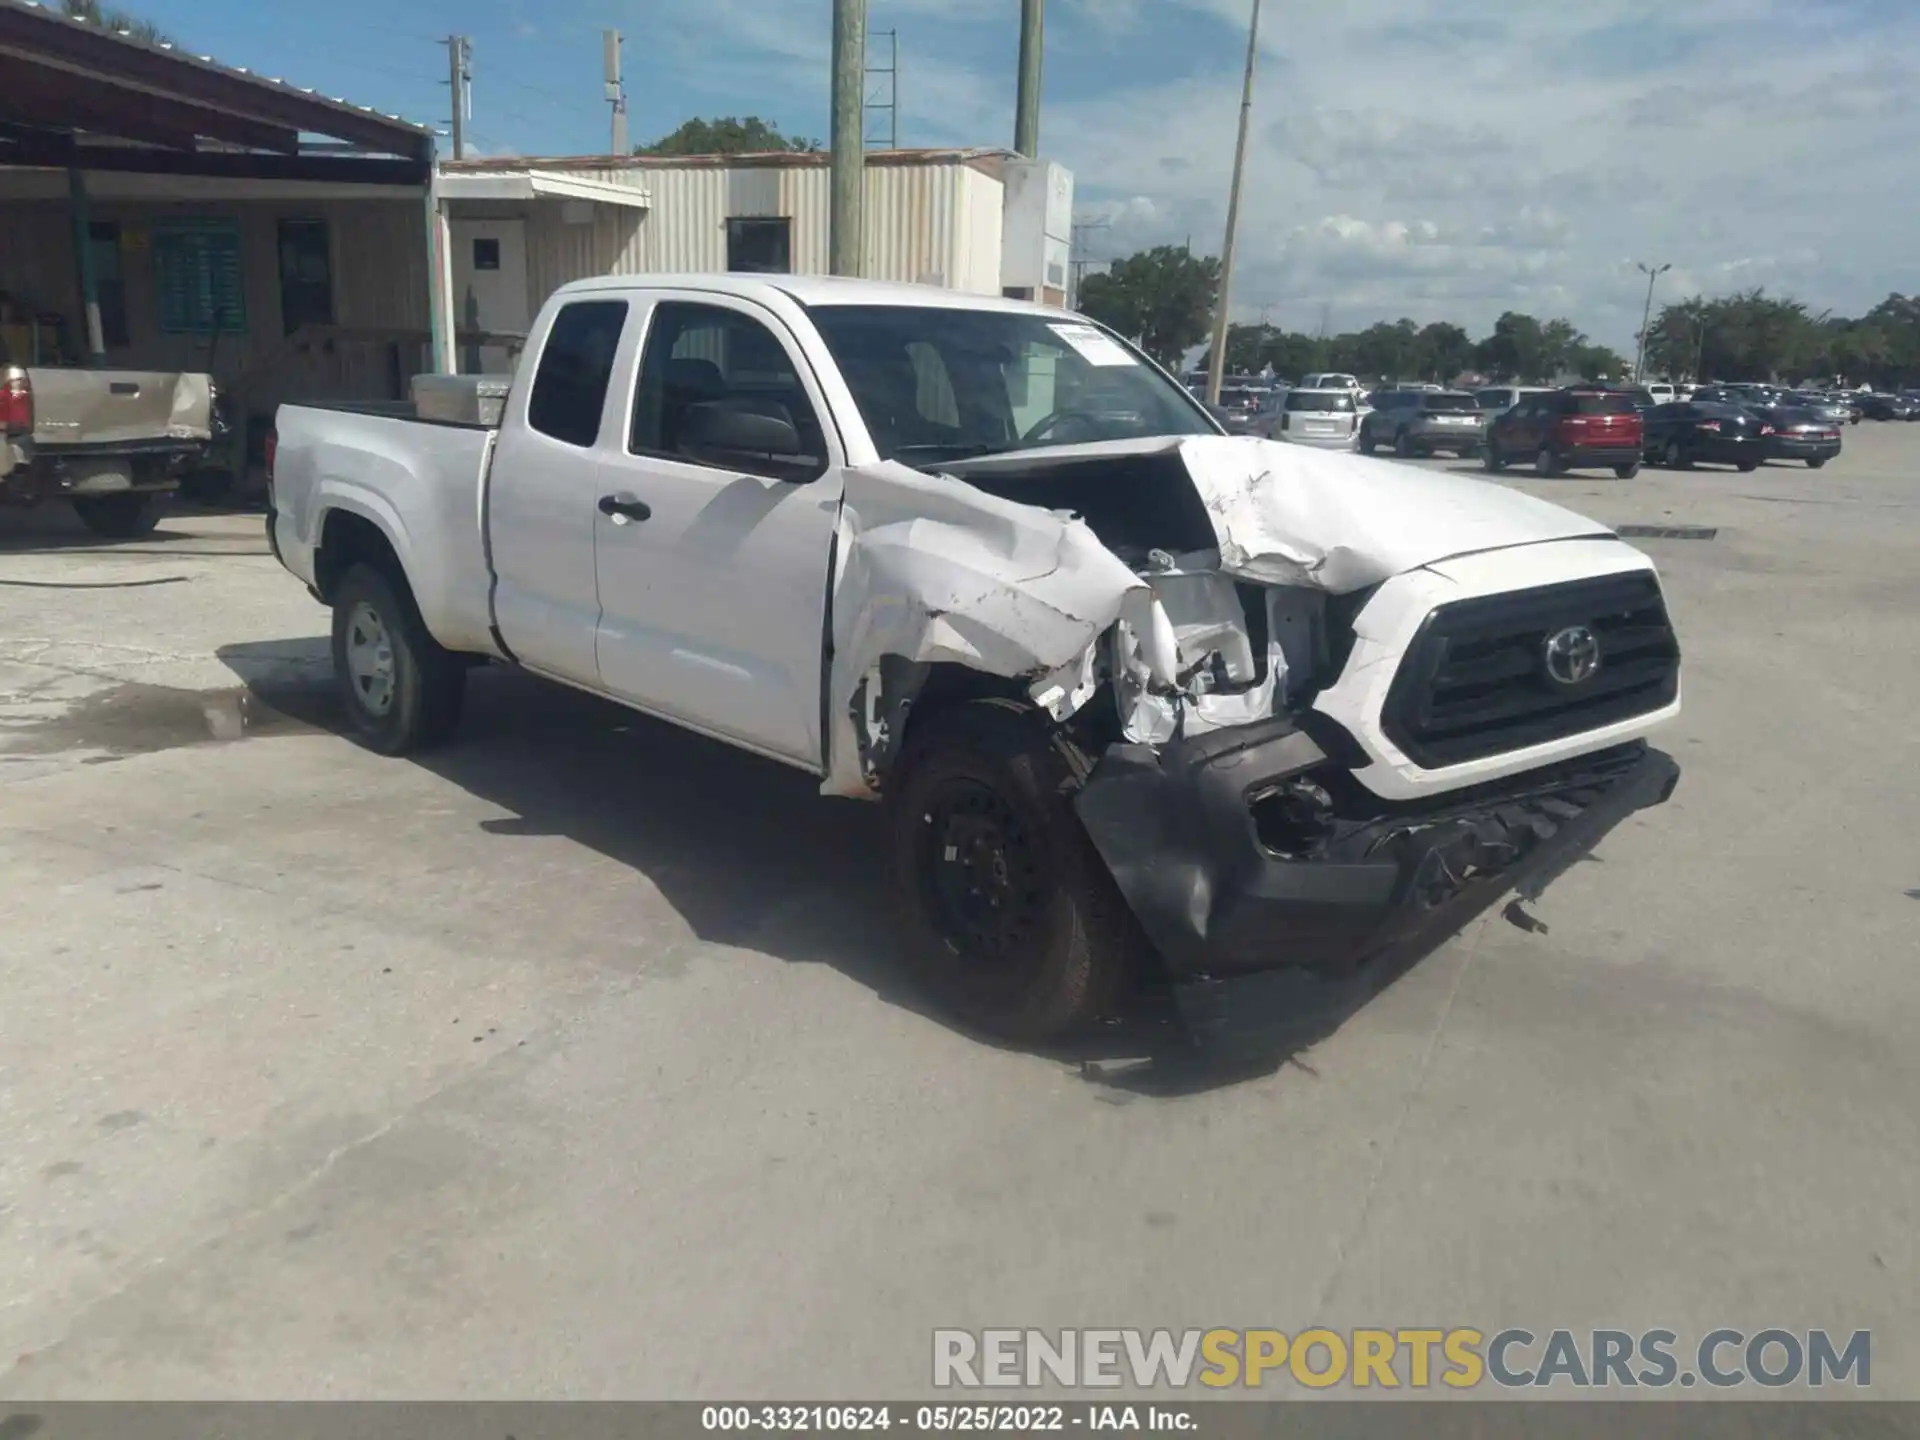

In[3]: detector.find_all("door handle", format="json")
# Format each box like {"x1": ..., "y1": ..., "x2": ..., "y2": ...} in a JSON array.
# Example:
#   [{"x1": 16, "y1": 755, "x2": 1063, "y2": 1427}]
[{"x1": 598, "y1": 494, "x2": 651, "y2": 524}]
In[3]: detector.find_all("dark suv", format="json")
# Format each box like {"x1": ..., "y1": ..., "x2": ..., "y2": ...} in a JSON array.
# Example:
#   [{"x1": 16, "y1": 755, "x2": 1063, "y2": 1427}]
[{"x1": 1483, "y1": 387, "x2": 1645, "y2": 478}]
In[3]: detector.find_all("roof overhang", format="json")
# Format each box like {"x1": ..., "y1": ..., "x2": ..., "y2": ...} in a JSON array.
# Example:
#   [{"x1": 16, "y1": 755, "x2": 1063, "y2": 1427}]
[
  {"x1": 435, "y1": 169, "x2": 650, "y2": 210},
  {"x1": 0, "y1": 0, "x2": 432, "y2": 181}
]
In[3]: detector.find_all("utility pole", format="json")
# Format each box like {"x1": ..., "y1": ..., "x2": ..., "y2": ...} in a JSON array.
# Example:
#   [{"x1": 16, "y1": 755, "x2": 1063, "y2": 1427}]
[
  {"x1": 604, "y1": 31, "x2": 628, "y2": 155},
  {"x1": 443, "y1": 36, "x2": 472, "y2": 161},
  {"x1": 1205, "y1": 0, "x2": 1263, "y2": 407},
  {"x1": 1635, "y1": 260, "x2": 1670, "y2": 381},
  {"x1": 830, "y1": 0, "x2": 867, "y2": 276},
  {"x1": 1014, "y1": 0, "x2": 1045, "y2": 157}
]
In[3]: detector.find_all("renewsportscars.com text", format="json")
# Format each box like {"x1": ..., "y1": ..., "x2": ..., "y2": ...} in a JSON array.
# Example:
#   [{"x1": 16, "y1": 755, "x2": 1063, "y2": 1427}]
[{"x1": 932, "y1": 1328, "x2": 1871, "y2": 1391}]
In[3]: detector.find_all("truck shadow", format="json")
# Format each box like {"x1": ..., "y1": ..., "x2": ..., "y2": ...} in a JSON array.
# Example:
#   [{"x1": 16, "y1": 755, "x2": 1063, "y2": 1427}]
[{"x1": 217, "y1": 641, "x2": 1483, "y2": 1096}]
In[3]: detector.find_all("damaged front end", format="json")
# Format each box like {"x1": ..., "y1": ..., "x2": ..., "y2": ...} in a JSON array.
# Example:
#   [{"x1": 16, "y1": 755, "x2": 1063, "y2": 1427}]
[{"x1": 825, "y1": 436, "x2": 1679, "y2": 1040}]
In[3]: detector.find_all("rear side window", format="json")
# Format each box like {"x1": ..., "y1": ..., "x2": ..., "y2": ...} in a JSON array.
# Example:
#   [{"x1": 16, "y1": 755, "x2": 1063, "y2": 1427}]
[
  {"x1": 1567, "y1": 391, "x2": 1634, "y2": 415},
  {"x1": 1286, "y1": 392, "x2": 1354, "y2": 413},
  {"x1": 528, "y1": 300, "x2": 629, "y2": 447}
]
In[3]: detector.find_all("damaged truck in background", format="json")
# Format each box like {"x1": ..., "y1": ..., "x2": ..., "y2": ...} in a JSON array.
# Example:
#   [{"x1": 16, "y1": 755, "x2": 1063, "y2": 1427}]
[{"x1": 265, "y1": 275, "x2": 1682, "y2": 1047}]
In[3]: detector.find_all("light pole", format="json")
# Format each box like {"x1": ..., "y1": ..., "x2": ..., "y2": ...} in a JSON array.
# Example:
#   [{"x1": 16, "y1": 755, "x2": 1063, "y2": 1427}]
[
  {"x1": 1205, "y1": 0, "x2": 1264, "y2": 408},
  {"x1": 1635, "y1": 261, "x2": 1670, "y2": 382}
]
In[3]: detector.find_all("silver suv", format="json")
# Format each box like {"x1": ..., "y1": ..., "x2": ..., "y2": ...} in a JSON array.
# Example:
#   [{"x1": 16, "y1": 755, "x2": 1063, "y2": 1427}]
[
  {"x1": 1269, "y1": 387, "x2": 1360, "y2": 448},
  {"x1": 1360, "y1": 389, "x2": 1488, "y2": 458}
]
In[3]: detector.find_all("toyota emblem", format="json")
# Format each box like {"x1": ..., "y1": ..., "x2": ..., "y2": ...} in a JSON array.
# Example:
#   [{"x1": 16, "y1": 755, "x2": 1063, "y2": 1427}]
[{"x1": 1544, "y1": 625, "x2": 1602, "y2": 686}]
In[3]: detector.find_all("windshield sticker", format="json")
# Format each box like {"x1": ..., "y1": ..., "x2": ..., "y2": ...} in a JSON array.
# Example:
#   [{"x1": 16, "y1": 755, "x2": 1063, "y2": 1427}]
[{"x1": 1049, "y1": 323, "x2": 1139, "y2": 367}]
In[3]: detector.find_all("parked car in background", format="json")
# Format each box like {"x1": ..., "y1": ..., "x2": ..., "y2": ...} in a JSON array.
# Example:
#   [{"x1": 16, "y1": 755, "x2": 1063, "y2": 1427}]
[
  {"x1": 1784, "y1": 392, "x2": 1859, "y2": 428},
  {"x1": 1211, "y1": 385, "x2": 1273, "y2": 435},
  {"x1": 1300, "y1": 372, "x2": 1362, "y2": 394},
  {"x1": 0, "y1": 361, "x2": 219, "y2": 536},
  {"x1": 1483, "y1": 387, "x2": 1645, "y2": 478},
  {"x1": 1645, "y1": 383, "x2": 1676, "y2": 405},
  {"x1": 1753, "y1": 406, "x2": 1842, "y2": 468},
  {"x1": 1474, "y1": 385, "x2": 1552, "y2": 413},
  {"x1": 1269, "y1": 387, "x2": 1361, "y2": 448},
  {"x1": 1855, "y1": 392, "x2": 1916, "y2": 421},
  {"x1": 1359, "y1": 389, "x2": 1488, "y2": 458},
  {"x1": 1643, "y1": 401, "x2": 1769, "y2": 472}
]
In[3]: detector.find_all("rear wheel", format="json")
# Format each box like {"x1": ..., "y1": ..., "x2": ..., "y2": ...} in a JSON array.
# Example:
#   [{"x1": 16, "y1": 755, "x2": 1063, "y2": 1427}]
[
  {"x1": 1737, "y1": 459, "x2": 1759, "y2": 473},
  {"x1": 72, "y1": 493, "x2": 160, "y2": 538},
  {"x1": 1614, "y1": 461, "x2": 1641, "y2": 479},
  {"x1": 1393, "y1": 428, "x2": 1414, "y2": 458},
  {"x1": 330, "y1": 563, "x2": 467, "y2": 755},
  {"x1": 1807, "y1": 456, "x2": 1827, "y2": 469},
  {"x1": 1482, "y1": 442, "x2": 1505, "y2": 473},
  {"x1": 1358, "y1": 426, "x2": 1377, "y2": 456},
  {"x1": 1663, "y1": 439, "x2": 1692, "y2": 471},
  {"x1": 1534, "y1": 446, "x2": 1562, "y2": 478},
  {"x1": 885, "y1": 700, "x2": 1140, "y2": 1043}
]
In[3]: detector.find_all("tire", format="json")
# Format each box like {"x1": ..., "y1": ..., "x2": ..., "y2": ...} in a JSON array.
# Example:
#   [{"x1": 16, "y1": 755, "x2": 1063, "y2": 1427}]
[
  {"x1": 1737, "y1": 459, "x2": 1759, "y2": 473},
  {"x1": 330, "y1": 562, "x2": 466, "y2": 755},
  {"x1": 1357, "y1": 425, "x2": 1376, "y2": 456},
  {"x1": 1663, "y1": 439, "x2": 1692, "y2": 471},
  {"x1": 1534, "y1": 446, "x2": 1562, "y2": 478},
  {"x1": 885, "y1": 700, "x2": 1141, "y2": 1043},
  {"x1": 1482, "y1": 443, "x2": 1505, "y2": 473},
  {"x1": 1393, "y1": 428, "x2": 1413, "y2": 458},
  {"x1": 1614, "y1": 462, "x2": 1641, "y2": 479},
  {"x1": 72, "y1": 493, "x2": 160, "y2": 538},
  {"x1": 1807, "y1": 457, "x2": 1827, "y2": 469}
]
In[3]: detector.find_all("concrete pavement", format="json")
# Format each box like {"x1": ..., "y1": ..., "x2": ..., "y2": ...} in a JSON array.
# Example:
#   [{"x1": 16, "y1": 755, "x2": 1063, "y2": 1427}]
[{"x1": 2, "y1": 429, "x2": 1916, "y2": 1398}]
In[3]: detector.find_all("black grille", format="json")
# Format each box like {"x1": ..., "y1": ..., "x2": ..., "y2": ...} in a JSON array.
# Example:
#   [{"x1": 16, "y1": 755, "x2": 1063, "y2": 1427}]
[{"x1": 1381, "y1": 571, "x2": 1680, "y2": 769}]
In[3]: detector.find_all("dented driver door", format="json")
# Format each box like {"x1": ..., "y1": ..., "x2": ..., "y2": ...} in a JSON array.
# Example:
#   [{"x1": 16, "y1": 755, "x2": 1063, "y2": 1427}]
[{"x1": 591, "y1": 293, "x2": 844, "y2": 771}]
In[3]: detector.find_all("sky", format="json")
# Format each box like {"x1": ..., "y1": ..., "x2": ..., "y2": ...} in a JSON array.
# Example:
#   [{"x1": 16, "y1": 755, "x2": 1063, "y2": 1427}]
[{"x1": 123, "y1": 0, "x2": 1920, "y2": 351}]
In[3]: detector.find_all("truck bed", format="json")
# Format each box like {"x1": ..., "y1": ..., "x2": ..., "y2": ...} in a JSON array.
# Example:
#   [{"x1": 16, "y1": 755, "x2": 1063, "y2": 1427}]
[
  {"x1": 25, "y1": 367, "x2": 213, "y2": 451},
  {"x1": 270, "y1": 404, "x2": 502, "y2": 656}
]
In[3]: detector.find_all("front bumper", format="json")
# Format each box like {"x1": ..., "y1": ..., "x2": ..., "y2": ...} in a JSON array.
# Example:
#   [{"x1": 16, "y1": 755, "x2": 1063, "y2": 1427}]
[{"x1": 1075, "y1": 723, "x2": 1679, "y2": 1047}]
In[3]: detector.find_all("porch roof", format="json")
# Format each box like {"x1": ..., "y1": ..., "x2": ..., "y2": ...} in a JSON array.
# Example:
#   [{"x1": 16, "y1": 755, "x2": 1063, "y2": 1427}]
[
  {"x1": 434, "y1": 169, "x2": 650, "y2": 210},
  {"x1": 0, "y1": 0, "x2": 433, "y2": 184}
]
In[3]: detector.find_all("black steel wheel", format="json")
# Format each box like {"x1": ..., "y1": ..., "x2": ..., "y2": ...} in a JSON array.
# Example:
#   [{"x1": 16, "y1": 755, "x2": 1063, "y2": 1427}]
[{"x1": 885, "y1": 700, "x2": 1142, "y2": 1042}]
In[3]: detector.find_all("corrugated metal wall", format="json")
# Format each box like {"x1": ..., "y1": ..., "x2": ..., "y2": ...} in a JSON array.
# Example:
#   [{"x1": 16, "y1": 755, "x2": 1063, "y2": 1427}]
[{"x1": 619, "y1": 161, "x2": 1004, "y2": 291}]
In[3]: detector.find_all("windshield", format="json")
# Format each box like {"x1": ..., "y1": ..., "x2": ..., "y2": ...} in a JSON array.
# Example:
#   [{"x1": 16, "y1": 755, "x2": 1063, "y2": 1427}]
[
  {"x1": 807, "y1": 305, "x2": 1218, "y2": 463},
  {"x1": 1286, "y1": 391, "x2": 1355, "y2": 413},
  {"x1": 1570, "y1": 392, "x2": 1636, "y2": 415}
]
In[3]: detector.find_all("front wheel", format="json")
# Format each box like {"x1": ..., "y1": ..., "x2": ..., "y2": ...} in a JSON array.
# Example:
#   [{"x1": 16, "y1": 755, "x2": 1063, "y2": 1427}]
[
  {"x1": 1482, "y1": 442, "x2": 1505, "y2": 473},
  {"x1": 885, "y1": 700, "x2": 1141, "y2": 1043},
  {"x1": 1358, "y1": 427, "x2": 1377, "y2": 456},
  {"x1": 72, "y1": 493, "x2": 160, "y2": 538},
  {"x1": 1737, "y1": 459, "x2": 1759, "y2": 473},
  {"x1": 330, "y1": 563, "x2": 467, "y2": 755},
  {"x1": 1535, "y1": 446, "x2": 1562, "y2": 478},
  {"x1": 1393, "y1": 428, "x2": 1414, "y2": 458}
]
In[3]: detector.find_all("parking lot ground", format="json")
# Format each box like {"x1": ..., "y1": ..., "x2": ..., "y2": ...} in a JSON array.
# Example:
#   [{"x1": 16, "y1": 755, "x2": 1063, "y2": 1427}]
[{"x1": 3, "y1": 428, "x2": 1918, "y2": 1398}]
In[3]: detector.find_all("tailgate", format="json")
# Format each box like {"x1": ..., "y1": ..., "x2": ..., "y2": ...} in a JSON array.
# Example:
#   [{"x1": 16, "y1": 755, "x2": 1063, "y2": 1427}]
[{"x1": 29, "y1": 369, "x2": 213, "y2": 448}]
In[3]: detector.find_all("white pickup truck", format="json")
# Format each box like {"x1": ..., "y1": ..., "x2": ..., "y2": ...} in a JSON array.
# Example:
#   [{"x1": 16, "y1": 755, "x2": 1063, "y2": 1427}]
[{"x1": 268, "y1": 275, "x2": 1682, "y2": 1047}]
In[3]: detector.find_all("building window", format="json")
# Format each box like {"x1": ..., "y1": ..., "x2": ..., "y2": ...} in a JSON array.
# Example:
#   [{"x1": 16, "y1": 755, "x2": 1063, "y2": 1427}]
[
  {"x1": 277, "y1": 218, "x2": 334, "y2": 336},
  {"x1": 86, "y1": 221, "x2": 129, "y2": 348},
  {"x1": 472, "y1": 238, "x2": 501, "y2": 271},
  {"x1": 153, "y1": 221, "x2": 246, "y2": 335},
  {"x1": 726, "y1": 218, "x2": 792, "y2": 274}
]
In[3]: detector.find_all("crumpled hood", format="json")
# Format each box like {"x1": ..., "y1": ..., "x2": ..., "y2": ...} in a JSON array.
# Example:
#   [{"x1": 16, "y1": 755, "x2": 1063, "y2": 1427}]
[
  {"x1": 1179, "y1": 436, "x2": 1615, "y2": 591},
  {"x1": 960, "y1": 434, "x2": 1616, "y2": 593}
]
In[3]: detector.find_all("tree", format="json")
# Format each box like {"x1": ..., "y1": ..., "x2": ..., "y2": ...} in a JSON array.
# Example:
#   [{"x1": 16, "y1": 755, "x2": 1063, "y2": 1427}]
[
  {"x1": 1476, "y1": 312, "x2": 1548, "y2": 382},
  {"x1": 636, "y1": 117, "x2": 822, "y2": 156},
  {"x1": 1076, "y1": 246, "x2": 1222, "y2": 370},
  {"x1": 60, "y1": 0, "x2": 169, "y2": 43},
  {"x1": 1416, "y1": 322, "x2": 1474, "y2": 383}
]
